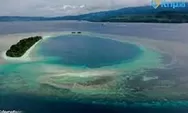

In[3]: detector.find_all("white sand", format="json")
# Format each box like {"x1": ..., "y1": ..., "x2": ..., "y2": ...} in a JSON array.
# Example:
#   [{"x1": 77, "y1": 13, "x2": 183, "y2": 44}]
[
  {"x1": 1, "y1": 35, "x2": 52, "y2": 62},
  {"x1": 0, "y1": 31, "x2": 75, "y2": 63}
]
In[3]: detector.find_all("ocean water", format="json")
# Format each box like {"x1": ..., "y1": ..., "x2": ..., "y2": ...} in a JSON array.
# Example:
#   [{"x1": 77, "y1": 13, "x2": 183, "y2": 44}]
[
  {"x1": 0, "y1": 21, "x2": 188, "y2": 42},
  {"x1": 0, "y1": 21, "x2": 188, "y2": 113},
  {"x1": 38, "y1": 35, "x2": 142, "y2": 68},
  {"x1": 1, "y1": 93, "x2": 188, "y2": 113}
]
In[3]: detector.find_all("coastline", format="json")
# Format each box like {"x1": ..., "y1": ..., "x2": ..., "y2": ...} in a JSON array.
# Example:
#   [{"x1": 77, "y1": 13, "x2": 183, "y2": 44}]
[
  {"x1": 0, "y1": 31, "x2": 77, "y2": 63},
  {"x1": 1, "y1": 35, "x2": 51, "y2": 62}
]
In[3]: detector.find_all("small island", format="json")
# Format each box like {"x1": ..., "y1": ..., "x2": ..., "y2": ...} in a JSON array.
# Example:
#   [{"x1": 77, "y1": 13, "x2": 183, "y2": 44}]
[{"x1": 6, "y1": 36, "x2": 42, "y2": 57}]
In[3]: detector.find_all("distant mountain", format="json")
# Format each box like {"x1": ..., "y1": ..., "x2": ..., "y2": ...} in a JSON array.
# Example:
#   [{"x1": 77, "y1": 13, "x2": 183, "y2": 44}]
[
  {"x1": 0, "y1": 16, "x2": 47, "y2": 22},
  {"x1": 100, "y1": 11, "x2": 188, "y2": 23},
  {"x1": 1, "y1": 4, "x2": 188, "y2": 23},
  {"x1": 60, "y1": 4, "x2": 188, "y2": 22}
]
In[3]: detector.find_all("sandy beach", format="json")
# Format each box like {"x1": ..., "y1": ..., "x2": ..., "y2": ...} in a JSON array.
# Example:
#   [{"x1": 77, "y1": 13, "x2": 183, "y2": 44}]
[
  {"x1": 0, "y1": 32, "x2": 71, "y2": 63},
  {"x1": 2, "y1": 39, "x2": 42, "y2": 61},
  {"x1": 3, "y1": 35, "x2": 53, "y2": 61}
]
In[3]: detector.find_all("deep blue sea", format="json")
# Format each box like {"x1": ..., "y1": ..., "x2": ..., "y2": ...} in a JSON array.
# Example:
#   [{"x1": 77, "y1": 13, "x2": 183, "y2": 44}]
[
  {"x1": 0, "y1": 21, "x2": 187, "y2": 42},
  {"x1": 1, "y1": 93, "x2": 188, "y2": 113},
  {"x1": 38, "y1": 35, "x2": 142, "y2": 68}
]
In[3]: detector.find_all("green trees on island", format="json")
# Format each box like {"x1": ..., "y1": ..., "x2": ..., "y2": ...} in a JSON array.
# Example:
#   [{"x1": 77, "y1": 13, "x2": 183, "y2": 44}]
[{"x1": 6, "y1": 36, "x2": 42, "y2": 57}]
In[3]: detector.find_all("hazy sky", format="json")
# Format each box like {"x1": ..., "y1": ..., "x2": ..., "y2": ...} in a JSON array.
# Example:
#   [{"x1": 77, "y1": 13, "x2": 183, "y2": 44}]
[
  {"x1": 1, "y1": 0, "x2": 187, "y2": 16},
  {"x1": 0, "y1": 0, "x2": 150, "y2": 16}
]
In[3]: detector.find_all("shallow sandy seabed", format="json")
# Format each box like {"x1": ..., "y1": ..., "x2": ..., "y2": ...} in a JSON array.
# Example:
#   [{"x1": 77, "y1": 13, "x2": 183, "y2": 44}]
[{"x1": 0, "y1": 31, "x2": 188, "y2": 102}]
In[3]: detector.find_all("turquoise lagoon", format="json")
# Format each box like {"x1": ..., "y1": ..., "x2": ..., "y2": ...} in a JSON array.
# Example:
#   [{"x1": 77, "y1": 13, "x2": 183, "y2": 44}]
[
  {"x1": 0, "y1": 32, "x2": 174, "y2": 113},
  {"x1": 0, "y1": 33, "x2": 163, "y2": 95}
]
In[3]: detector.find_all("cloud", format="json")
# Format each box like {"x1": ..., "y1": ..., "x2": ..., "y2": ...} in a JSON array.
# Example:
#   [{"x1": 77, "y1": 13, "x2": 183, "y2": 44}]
[
  {"x1": 80, "y1": 5, "x2": 85, "y2": 8},
  {"x1": 0, "y1": 0, "x2": 185, "y2": 16}
]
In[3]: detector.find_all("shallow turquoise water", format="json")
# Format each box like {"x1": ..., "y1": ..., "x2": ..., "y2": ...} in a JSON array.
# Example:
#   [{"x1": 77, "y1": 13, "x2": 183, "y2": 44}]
[
  {"x1": 0, "y1": 21, "x2": 187, "y2": 113},
  {"x1": 0, "y1": 33, "x2": 168, "y2": 113}
]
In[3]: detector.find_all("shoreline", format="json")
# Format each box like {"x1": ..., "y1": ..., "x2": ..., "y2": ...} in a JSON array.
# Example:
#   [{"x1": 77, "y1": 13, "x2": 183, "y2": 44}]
[
  {"x1": 0, "y1": 31, "x2": 79, "y2": 62},
  {"x1": 1, "y1": 35, "x2": 51, "y2": 62}
]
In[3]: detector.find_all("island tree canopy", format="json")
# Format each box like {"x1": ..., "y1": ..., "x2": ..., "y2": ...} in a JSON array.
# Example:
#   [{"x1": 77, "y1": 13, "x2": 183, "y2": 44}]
[{"x1": 6, "y1": 36, "x2": 42, "y2": 57}]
